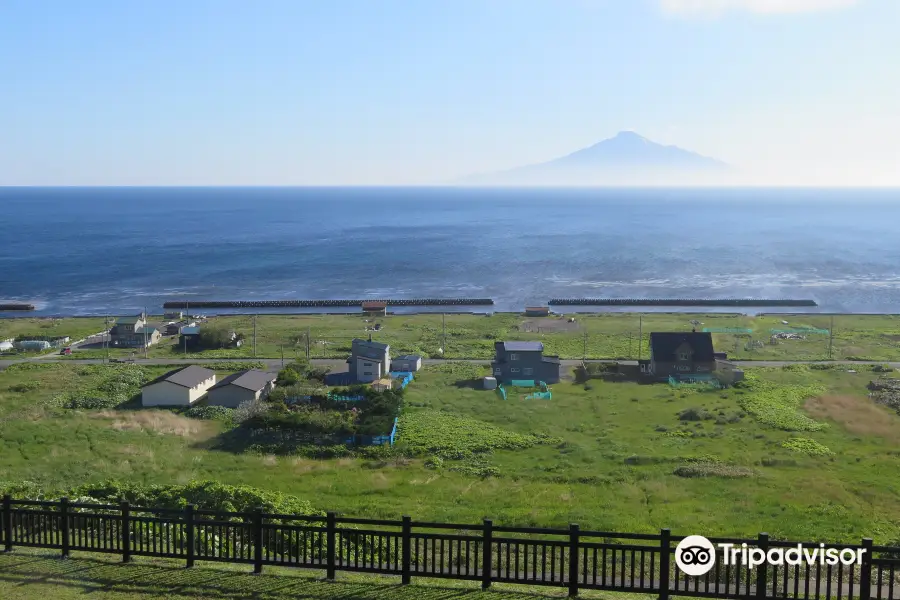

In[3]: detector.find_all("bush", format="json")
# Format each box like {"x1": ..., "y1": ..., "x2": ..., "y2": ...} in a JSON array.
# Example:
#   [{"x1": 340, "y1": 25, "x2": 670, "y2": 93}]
[
  {"x1": 8, "y1": 381, "x2": 41, "y2": 393},
  {"x1": 424, "y1": 456, "x2": 444, "y2": 470},
  {"x1": 276, "y1": 367, "x2": 301, "y2": 386},
  {"x1": 66, "y1": 396, "x2": 120, "y2": 410},
  {"x1": 234, "y1": 400, "x2": 270, "y2": 423},
  {"x1": 678, "y1": 407, "x2": 713, "y2": 421},
  {"x1": 185, "y1": 405, "x2": 235, "y2": 422},
  {"x1": 673, "y1": 463, "x2": 754, "y2": 478},
  {"x1": 782, "y1": 438, "x2": 833, "y2": 456}
]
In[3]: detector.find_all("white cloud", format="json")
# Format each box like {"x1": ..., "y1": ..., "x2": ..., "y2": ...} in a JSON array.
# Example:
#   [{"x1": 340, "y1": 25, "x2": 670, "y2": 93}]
[{"x1": 660, "y1": 0, "x2": 860, "y2": 16}]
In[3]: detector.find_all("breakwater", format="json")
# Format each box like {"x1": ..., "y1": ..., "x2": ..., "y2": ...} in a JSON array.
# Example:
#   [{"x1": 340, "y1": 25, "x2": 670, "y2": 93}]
[
  {"x1": 0, "y1": 303, "x2": 35, "y2": 311},
  {"x1": 163, "y1": 298, "x2": 495, "y2": 309},
  {"x1": 549, "y1": 298, "x2": 818, "y2": 307}
]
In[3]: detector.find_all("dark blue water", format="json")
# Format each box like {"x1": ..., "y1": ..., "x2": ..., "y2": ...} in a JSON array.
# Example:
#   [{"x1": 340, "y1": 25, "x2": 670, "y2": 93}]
[{"x1": 2, "y1": 187, "x2": 900, "y2": 315}]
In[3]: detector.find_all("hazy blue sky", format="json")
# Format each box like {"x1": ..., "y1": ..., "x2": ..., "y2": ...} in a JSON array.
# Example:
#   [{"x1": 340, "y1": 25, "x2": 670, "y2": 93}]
[{"x1": 1, "y1": 0, "x2": 898, "y2": 185}]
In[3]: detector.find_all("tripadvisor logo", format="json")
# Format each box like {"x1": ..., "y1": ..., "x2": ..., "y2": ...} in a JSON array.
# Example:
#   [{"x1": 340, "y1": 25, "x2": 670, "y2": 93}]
[{"x1": 675, "y1": 535, "x2": 866, "y2": 577}]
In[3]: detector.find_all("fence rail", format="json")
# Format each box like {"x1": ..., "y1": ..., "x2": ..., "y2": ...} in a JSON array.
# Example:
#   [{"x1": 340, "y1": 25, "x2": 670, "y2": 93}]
[{"x1": 1, "y1": 496, "x2": 898, "y2": 599}]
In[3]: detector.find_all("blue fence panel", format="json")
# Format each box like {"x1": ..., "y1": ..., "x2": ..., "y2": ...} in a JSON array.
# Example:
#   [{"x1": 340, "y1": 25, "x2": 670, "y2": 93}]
[
  {"x1": 389, "y1": 372, "x2": 414, "y2": 389},
  {"x1": 389, "y1": 417, "x2": 399, "y2": 445}
]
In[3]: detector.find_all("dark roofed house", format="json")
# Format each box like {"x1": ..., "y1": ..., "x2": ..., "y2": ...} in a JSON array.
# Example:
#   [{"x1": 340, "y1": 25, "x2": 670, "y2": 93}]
[
  {"x1": 642, "y1": 332, "x2": 717, "y2": 381},
  {"x1": 347, "y1": 337, "x2": 391, "y2": 383},
  {"x1": 207, "y1": 369, "x2": 277, "y2": 408},
  {"x1": 491, "y1": 341, "x2": 560, "y2": 384},
  {"x1": 141, "y1": 365, "x2": 217, "y2": 406}
]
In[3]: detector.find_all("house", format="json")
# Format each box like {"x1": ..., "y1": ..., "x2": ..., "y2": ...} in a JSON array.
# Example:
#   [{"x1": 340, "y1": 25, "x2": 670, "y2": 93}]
[
  {"x1": 640, "y1": 332, "x2": 717, "y2": 381},
  {"x1": 525, "y1": 306, "x2": 551, "y2": 317},
  {"x1": 178, "y1": 326, "x2": 201, "y2": 348},
  {"x1": 361, "y1": 301, "x2": 387, "y2": 316},
  {"x1": 491, "y1": 341, "x2": 561, "y2": 384},
  {"x1": 371, "y1": 378, "x2": 394, "y2": 392},
  {"x1": 206, "y1": 369, "x2": 277, "y2": 408},
  {"x1": 347, "y1": 337, "x2": 391, "y2": 383},
  {"x1": 164, "y1": 311, "x2": 184, "y2": 320},
  {"x1": 110, "y1": 313, "x2": 161, "y2": 348},
  {"x1": 164, "y1": 322, "x2": 182, "y2": 336},
  {"x1": 391, "y1": 354, "x2": 422, "y2": 372},
  {"x1": 141, "y1": 366, "x2": 217, "y2": 407}
]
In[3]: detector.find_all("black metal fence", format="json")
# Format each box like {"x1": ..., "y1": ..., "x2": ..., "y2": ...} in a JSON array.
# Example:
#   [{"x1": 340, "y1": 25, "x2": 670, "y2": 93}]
[{"x1": 2, "y1": 496, "x2": 898, "y2": 599}]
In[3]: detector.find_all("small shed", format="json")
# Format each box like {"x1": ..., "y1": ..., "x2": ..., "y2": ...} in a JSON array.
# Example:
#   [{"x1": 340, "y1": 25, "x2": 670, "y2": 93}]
[
  {"x1": 371, "y1": 378, "x2": 394, "y2": 392},
  {"x1": 361, "y1": 301, "x2": 387, "y2": 316},
  {"x1": 483, "y1": 376, "x2": 498, "y2": 390},
  {"x1": 392, "y1": 354, "x2": 422, "y2": 372},
  {"x1": 525, "y1": 306, "x2": 551, "y2": 317}
]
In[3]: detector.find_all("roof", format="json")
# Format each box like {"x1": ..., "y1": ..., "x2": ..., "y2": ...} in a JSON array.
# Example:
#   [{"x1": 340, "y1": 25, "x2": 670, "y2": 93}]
[
  {"x1": 649, "y1": 332, "x2": 715, "y2": 362},
  {"x1": 541, "y1": 356, "x2": 561, "y2": 364},
  {"x1": 116, "y1": 316, "x2": 144, "y2": 325},
  {"x1": 395, "y1": 354, "x2": 421, "y2": 361},
  {"x1": 361, "y1": 301, "x2": 387, "y2": 309},
  {"x1": 352, "y1": 338, "x2": 390, "y2": 355},
  {"x1": 209, "y1": 369, "x2": 276, "y2": 392},
  {"x1": 525, "y1": 306, "x2": 550, "y2": 311},
  {"x1": 146, "y1": 365, "x2": 216, "y2": 389},
  {"x1": 502, "y1": 341, "x2": 544, "y2": 352}
]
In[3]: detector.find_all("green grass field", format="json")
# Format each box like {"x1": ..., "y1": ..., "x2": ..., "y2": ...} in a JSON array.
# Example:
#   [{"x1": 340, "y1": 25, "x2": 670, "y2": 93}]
[
  {"x1": 0, "y1": 549, "x2": 641, "y2": 600},
  {"x1": 2, "y1": 360, "x2": 899, "y2": 544},
  {"x1": 5, "y1": 312, "x2": 898, "y2": 361}
]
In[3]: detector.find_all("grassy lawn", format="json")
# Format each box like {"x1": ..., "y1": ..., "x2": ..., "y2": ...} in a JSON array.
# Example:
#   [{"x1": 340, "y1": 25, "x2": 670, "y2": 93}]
[
  {"x1": 2, "y1": 361, "x2": 899, "y2": 543},
  {"x1": 5, "y1": 312, "x2": 900, "y2": 361},
  {"x1": 0, "y1": 550, "x2": 636, "y2": 600}
]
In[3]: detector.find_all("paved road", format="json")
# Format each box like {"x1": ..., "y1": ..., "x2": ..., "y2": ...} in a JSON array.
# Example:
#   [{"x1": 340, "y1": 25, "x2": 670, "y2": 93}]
[{"x1": 2, "y1": 356, "x2": 899, "y2": 372}]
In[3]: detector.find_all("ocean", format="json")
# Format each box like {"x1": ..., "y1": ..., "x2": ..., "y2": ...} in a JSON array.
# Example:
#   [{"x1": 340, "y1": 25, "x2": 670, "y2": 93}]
[{"x1": 2, "y1": 187, "x2": 900, "y2": 316}]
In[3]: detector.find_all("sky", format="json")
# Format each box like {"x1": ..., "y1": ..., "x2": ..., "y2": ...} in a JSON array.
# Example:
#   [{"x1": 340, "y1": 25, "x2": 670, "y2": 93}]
[{"x1": 1, "y1": 0, "x2": 898, "y2": 186}]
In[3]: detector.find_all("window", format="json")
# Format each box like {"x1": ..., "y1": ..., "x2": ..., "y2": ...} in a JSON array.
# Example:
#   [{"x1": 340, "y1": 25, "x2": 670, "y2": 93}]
[
  {"x1": 523, "y1": 368, "x2": 533, "y2": 376},
  {"x1": 678, "y1": 352, "x2": 690, "y2": 361},
  {"x1": 509, "y1": 353, "x2": 520, "y2": 361},
  {"x1": 364, "y1": 371, "x2": 372, "y2": 376},
  {"x1": 494, "y1": 368, "x2": 501, "y2": 375},
  {"x1": 510, "y1": 367, "x2": 520, "y2": 373},
  {"x1": 677, "y1": 365, "x2": 690, "y2": 372}
]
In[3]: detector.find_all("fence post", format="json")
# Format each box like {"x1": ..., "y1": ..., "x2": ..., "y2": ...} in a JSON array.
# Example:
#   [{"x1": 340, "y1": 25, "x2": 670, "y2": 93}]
[
  {"x1": 3, "y1": 495, "x2": 12, "y2": 552},
  {"x1": 756, "y1": 533, "x2": 768, "y2": 599},
  {"x1": 859, "y1": 538, "x2": 873, "y2": 600},
  {"x1": 568, "y1": 523, "x2": 580, "y2": 597},
  {"x1": 120, "y1": 500, "x2": 131, "y2": 563},
  {"x1": 401, "y1": 516, "x2": 412, "y2": 585},
  {"x1": 326, "y1": 511, "x2": 336, "y2": 580},
  {"x1": 60, "y1": 497, "x2": 70, "y2": 558},
  {"x1": 482, "y1": 519, "x2": 493, "y2": 590},
  {"x1": 659, "y1": 529, "x2": 671, "y2": 600},
  {"x1": 253, "y1": 507, "x2": 264, "y2": 574},
  {"x1": 185, "y1": 504, "x2": 195, "y2": 568}
]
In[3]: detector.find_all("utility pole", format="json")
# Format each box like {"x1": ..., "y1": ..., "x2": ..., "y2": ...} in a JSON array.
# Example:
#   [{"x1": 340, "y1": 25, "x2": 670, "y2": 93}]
[
  {"x1": 253, "y1": 314, "x2": 257, "y2": 358},
  {"x1": 829, "y1": 315, "x2": 834, "y2": 360},
  {"x1": 143, "y1": 306, "x2": 148, "y2": 359},
  {"x1": 628, "y1": 332, "x2": 632, "y2": 360},
  {"x1": 638, "y1": 315, "x2": 643, "y2": 361},
  {"x1": 105, "y1": 316, "x2": 110, "y2": 363},
  {"x1": 442, "y1": 313, "x2": 446, "y2": 359},
  {"x1": 306, "y1": 326, "x2": 311, "y2": 359},
  {"x1": 582, "y1": 331, "x2": 587, "y2": 361},
  {"x1": 281, "y1": 344, "x2": 284, "y2": 368}
]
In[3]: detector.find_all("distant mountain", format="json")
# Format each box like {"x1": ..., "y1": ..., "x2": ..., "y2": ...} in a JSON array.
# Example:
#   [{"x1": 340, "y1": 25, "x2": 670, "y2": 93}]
[{"x1": 459, "y1": 131, "x2": 732, "y2": 186}]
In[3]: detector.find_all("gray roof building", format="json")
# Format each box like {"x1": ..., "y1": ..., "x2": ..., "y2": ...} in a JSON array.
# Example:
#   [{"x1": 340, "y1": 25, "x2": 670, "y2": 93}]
[
  {"x1": 209, "y1": 369, "x2": 276, "y2": 392},
  {"x1": 158, "y1": 365, "x2": 217, "y2": 388}
]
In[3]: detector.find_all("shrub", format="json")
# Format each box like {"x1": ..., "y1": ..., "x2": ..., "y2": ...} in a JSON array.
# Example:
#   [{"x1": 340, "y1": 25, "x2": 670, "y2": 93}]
[
  {"x1": 234, "y1": 400, "x2": 270, "y2": 423},
  {"x1": 8, "y1": 381, "x2": 41, "y2": 393},
  {"x1": 678, "y1": 407, "x2": 713, "y2": 421},
  {"x1": 276, "y1": 367, "x2": 301, "y2": 386},
  {"x1": 673, "y1": 463, "x2": 754, "y2": 478},
  {"x1": 782, "y1": 438, "x2": 833, "y2": 456},
  {"x1": 185, "y1": 405, "x2": 235, "y2": 423},
  {"x1": 66, "y1": 396, "x2": 119, "y2": 410},
  {"x1": 424, "y1": 456, "x2": 444, "y2": 470}
]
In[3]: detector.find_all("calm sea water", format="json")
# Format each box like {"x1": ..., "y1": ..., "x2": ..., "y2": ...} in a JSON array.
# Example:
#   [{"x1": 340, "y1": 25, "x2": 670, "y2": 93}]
[{"x1": 2, "y1": 187, "x2": 900, "y2": 316}]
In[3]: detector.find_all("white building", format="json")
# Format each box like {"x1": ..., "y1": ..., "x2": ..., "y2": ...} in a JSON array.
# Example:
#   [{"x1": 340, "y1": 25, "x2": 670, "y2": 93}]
[{"x1": 141, "y1": 365, "x2": 216, "y2": 407}]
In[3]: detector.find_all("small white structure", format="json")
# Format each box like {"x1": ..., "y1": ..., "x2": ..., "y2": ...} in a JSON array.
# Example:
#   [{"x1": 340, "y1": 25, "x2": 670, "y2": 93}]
[
  {"x1": 0, "y1": 340, "x2": 14, "y2": 352},
  {"x1": 14, "y1": 340, "x2": 52, "y2": 351},
  {"x1": 141, "y1": 365, "x2": 216, "y2": 407},
  {"x1": 391, "y1": 354, "x2": 422, "y2": 373},
  {"x1": 483, "y1": 376, "x2": 498, "y2": 390}
]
